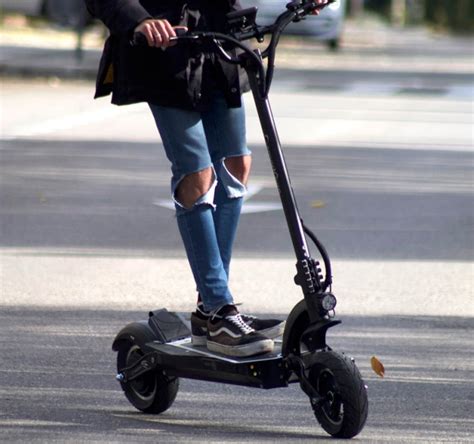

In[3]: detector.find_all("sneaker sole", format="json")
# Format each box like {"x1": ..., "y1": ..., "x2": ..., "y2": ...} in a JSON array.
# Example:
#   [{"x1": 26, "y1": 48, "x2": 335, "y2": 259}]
[
  {"x1": 192, "y1": 334, "x2": 207, "y2": 346},
  {"x1": 192, "y1": 321, "x2": 286, "y2": 346},
  {"x1": 258, "y1": 321, "x2": 286, "y2": 339},
  {"x1": 206, "y1": 338, "x2": 274, "y2": 357}
]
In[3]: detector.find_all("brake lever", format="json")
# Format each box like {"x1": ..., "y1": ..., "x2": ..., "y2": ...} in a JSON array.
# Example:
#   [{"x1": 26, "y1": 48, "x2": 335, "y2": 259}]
[{"x1": 169, "y1": 27, "x2": 195, "y2": 41}]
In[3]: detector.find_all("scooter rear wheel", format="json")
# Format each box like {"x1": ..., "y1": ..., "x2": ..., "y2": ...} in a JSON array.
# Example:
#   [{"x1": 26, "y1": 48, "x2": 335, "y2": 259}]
[
  {"x1": 117, "y1": 342, "x2": 179, "y2": 413},
  {"x1": 309, "y1": 351, "x2": 368, "y2": 439}
]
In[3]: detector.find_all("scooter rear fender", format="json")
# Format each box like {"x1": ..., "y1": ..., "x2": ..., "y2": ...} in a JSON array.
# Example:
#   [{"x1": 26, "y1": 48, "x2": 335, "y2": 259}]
[
  {"x1": 112, "y1": 309, "x2": 191, "y2": 352},
  {"x1": 112, "y1": 320, "x2": 158, "y2": 352},
  {"x1": 282, "y1": 299, "x2": 340, "y2": 356}
]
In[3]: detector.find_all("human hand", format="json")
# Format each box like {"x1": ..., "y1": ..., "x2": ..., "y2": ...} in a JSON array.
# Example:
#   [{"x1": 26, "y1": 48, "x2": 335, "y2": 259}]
[
  {"x1": 310, "y1": 0, "x2": 331, "y2": 15},
  {"x1": 134, "y1": 19, "x2": 187, "y2": 48}
]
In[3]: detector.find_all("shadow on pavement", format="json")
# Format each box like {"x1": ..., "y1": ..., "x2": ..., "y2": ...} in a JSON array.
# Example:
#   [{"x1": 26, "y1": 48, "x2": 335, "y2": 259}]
[{"x1": 0, "y1": 307, "x2": 472, "y2": 443}]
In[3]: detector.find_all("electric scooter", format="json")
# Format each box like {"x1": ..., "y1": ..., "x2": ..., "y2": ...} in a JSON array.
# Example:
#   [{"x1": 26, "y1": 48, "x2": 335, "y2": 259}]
[{"x1": 113, "y1": 1, "x2": 368, "y2": 439}]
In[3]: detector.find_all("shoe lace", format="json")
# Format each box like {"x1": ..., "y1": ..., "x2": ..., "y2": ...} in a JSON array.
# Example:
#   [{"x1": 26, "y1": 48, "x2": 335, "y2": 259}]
[{"x1": 227, "y1": 314, "x2": 255, "y2": 335}]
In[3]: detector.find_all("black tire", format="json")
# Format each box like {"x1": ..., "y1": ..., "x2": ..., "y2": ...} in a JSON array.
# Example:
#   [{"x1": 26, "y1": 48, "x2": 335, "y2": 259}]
[
  {"x1": 117, "y1": 342, "x2": 179, "y2": 414},
  {"x1": 309, "y1": 351, "x2": 368, "y2": 439}
]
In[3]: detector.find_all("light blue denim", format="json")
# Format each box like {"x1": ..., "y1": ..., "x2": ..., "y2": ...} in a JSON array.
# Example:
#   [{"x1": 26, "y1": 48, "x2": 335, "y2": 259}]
[{"x1": 149, "y1": 93, "x2": 251, "y2": 312}]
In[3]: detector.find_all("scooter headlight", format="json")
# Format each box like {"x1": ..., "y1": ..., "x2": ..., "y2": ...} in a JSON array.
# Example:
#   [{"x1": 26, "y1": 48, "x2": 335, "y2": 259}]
[{"x1": 321, "y1": 293, "x2": 337, "y2": 311}]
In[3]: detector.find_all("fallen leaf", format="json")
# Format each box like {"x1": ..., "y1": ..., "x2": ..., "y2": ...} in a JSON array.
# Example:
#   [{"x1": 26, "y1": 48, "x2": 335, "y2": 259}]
[
  {"x1": 311, "y1": 200, "x2": 326, "y2": 208},
  {"x1": 371, "y1": 356, "x2": 385, "y2": 378}
]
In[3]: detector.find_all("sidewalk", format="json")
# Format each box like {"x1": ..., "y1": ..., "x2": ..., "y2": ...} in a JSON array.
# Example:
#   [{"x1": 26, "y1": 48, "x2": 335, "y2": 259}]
[
  {"x1": 0, "y1": 17, "x2": 104, "y2": 80},
  {"x1": 1, "y1": 15, "x2": 472, "y2": 80}
]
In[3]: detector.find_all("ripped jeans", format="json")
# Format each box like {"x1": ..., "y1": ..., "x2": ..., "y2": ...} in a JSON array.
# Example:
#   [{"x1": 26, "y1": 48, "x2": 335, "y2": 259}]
[{"x1": 149, "y1": 93, "x2": 251, "y2": 312}]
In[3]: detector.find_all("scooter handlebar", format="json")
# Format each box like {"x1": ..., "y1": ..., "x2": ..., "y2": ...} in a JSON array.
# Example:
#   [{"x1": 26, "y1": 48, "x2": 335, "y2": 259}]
[
  {"x1": 131, "y1": 0, "x2": 335, "y2": 48},
  {"x1": 130, "y1": 1, "x2": 335, "y2": 96},
  {"x1": 131, "y1": 27, "x2": 191, "y2": 47}
]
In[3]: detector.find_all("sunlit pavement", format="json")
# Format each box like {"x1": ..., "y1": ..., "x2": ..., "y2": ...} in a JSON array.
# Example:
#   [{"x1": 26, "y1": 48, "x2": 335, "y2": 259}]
[
  {"x1": 1, "y1": 77, "x2": 472, "y2": 318},
  {"x1": 1, "y1": 15, "x2": 473, "y2": 444}
]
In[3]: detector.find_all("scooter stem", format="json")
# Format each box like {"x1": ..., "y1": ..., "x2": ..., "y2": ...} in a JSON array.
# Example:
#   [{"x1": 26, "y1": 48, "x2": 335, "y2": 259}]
[
  {"x1": 245, "y1": 57, "x2": 323, "y2": 319},
  {"x1": 247, "y1": 69, "x2": 310, "y2": 260}
]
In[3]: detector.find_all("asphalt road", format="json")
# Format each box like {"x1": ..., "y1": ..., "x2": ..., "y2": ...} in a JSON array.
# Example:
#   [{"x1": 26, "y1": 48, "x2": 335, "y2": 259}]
[
  {"x1": 1, "y1": 32, "x2": 473, "y2": 442},
  {"x1": 1, "y1": 73, "x2": 472, "y2": 317},
  {"x1": 0, "y1": 308, "x2": 472, "y2": 443}
]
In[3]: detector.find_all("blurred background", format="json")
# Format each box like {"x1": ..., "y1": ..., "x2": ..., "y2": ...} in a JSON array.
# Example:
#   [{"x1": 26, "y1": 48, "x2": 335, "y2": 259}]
[
  {"x1": 0, "y1": 2, "x2": 473, "y2": 443},
  {"x1": 0, "y1": 0, "x2": 473, "y2": 312},
  {"x1": 1, "y1": 0, "x2": 474, "y2": 55}
]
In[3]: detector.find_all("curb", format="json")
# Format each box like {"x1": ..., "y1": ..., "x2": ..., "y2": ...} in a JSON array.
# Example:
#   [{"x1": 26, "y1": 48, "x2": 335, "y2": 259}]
[{"x1": 0, "y1": 45, "x2": 100, "y2": 79}]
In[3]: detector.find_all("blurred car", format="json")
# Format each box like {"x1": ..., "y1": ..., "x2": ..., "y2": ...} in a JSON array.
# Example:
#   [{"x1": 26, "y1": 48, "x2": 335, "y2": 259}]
[
  {"x1": 240, "y1": 0, "x2": 346, "y2": 50},
  {"x1": 0, "y1": 0, "x2": 42, "y2": 16},
  {"x1": 0, "y1": 0, "x2": 90, "y2": 27}
]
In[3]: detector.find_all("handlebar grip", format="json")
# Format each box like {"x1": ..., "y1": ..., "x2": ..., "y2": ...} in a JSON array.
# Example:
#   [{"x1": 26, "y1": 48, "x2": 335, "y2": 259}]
[
  {"x1": 131, "y1": 32, "x2": 148, "y2": 47},
  {"x1": 131, "y1": 28, "x2": 188, "y2": 47}
]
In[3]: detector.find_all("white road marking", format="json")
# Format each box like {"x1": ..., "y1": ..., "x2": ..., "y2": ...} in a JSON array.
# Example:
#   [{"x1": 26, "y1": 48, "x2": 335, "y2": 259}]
[{"x1": 153, "y1": 182, "x2": 282, "y2": 214}]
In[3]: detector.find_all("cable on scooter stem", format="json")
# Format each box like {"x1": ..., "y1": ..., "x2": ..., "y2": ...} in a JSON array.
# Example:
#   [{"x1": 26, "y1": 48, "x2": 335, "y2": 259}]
[
  {"x1": 131, "y1": 30, "x2": 268, "y2": 96},
  {"x1": 302, "y1": 222, "x2": 333, "y2": 291},
  {"x1": 194, "y1": 32, "x2": 268, "y2": 97}
]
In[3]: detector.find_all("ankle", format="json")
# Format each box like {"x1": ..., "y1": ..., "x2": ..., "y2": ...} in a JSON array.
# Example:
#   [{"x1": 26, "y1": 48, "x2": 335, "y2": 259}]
[{"x1": 209, "y1": 304, "x2": 238, "y2": 323}]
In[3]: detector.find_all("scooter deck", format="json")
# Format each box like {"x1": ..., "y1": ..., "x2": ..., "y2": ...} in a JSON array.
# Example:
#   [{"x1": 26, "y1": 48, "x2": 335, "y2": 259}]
[
  {"x1": 144, "y1": 337, "x2": 290, "y2": 389},
  {"x1": 151, "y1": 336, "x2": 282, "y2": 363}
]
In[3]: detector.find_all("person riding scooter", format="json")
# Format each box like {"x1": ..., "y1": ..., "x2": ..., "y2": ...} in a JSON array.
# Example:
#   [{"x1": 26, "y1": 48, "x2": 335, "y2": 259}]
[{"x1": 86, "y1": 0, "x2": 329, "y2": 357}]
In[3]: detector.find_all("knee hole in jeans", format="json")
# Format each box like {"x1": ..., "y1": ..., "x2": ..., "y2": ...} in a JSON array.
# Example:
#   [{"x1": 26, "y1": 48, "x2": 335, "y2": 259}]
[
  {"x1": 216, "y1": 156, "x2": 251, "y2": 200},
  {"x1": 223, "y1": 155, "x2": 252, "y2": 186},
  {"x1": 175, "y1": 167, "x2": 215, "y2": 210}
]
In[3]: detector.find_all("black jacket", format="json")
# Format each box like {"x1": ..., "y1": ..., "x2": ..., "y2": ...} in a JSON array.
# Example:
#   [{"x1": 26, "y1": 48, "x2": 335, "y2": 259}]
[{"x1": 85, "y1": 0, "x2": 248, "y2": 110}]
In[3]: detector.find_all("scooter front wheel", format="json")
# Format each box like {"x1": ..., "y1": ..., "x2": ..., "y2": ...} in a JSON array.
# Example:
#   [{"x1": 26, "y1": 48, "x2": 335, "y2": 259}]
[
  {"x1": 309, "y1": 350, "x2": 368, "y2": 439},
  {"x1": 117, "y1": 342, "x2": 179, "y2": 413}
]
